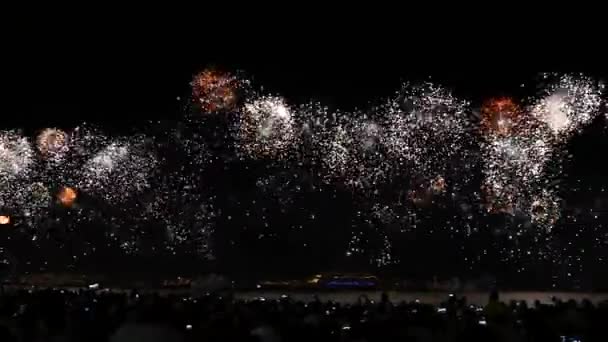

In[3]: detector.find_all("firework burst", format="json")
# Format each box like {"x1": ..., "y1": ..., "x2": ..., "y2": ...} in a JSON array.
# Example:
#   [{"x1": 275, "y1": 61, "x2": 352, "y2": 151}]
[
  {"x1": 531, "y1": 74, "x2": 604, "y2": 137},
  {"x1": 481, "y1": 134, "x2": 552, "y2": 215},
  {"x1": 140, "y1": 167, "x2": 217, "y2": 258},
  {"x1": 383, "y1": 83, "x2": 474, "y2": 181},
  {"x1": 57, "y1": 186, "x2": 77, "y2": 207},
  {"x1": 191, "y1": 68, "x2": 246, "y2": 113},
  {"x1": 36, "y1": 128, "x2": 69, "y2": 162},
  {"x1": 0, "y1": 70, "x2": 605, "y2": 276},
  {"x1": 237, "y1": 96, "x2": 297, "y2": 159},
  {"x1": 78, "y1": 136, "x2": 158, "y2": 204},
  {"x1": 480, "y1": 74, "x2": 605, "y2": 234},
  {"x1": 0, "y1": 131, "x2": 36, "y2": 219},
  {"x1": 480, "y1": 98, "x2": 525, "y2": 137},
  {"x1": 0, "y1": 131, "x2": 34, "y2": 179}
]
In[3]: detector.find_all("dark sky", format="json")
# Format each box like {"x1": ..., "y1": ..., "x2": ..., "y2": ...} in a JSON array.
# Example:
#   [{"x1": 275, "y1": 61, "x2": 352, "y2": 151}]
[
  {"x1": 5, "y1": 24, "x2": 605, "y2": 129},
  {"x1": 5, "y1": 54, "x2": 590, "y2": 125}
]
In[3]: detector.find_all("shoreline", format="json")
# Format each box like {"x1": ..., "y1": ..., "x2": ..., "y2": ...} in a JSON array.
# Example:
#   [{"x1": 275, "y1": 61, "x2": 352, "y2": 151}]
[{"x1": 4, "y1": 285, "x2": 608, "y2": 306}]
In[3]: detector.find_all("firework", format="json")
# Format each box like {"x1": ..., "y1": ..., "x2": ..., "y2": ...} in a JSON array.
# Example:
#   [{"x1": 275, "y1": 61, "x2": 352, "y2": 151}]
[
  {"x1": 314, "y1": 82, "x2": 475, "y2": 267},
  {"x1": 306, "y1": 83, "x2": 475, "y2": 266},
  {"x1": 531, "y1": 74, "x2": 604, "y2": 136},
  {"x1": 479, "y1": 95, "x2": 548, "y2": 218},
  {"x1": 529, "y1": 190, "x2": 560, "y2": 230},
  {"x1": 480, "y1": 98, "x2": 524, "y2": 137},
  {"x1": 37, "y1": 128, "x2": 69, "y2": 161},
  {"x1": 481, "y1": 135, "x2": 550, "y2": 213},
  {"x1": 191, "y1": 68, "x2": 243, "y2": 112},
  {"x1": 29, "y1": 182, "x2": 51, "y2": 204},
  {"x1": 18, "y1": 182, "x2": 52, "y2": 222},
  {"x1": 0, "y1": 131, "x2": 36, "y2": 219},
  {"x1": 0, "y1": 215, "x2": 10, "y2": 225},
  {"x1": 305, "y1": 84, "x2": 471, "y2": 190},
  {"x1": 140, "y1": 167, "x2": 217, "y2": 258},
  {"x1": 57, "y1": 186, "x2": 77, "y2": 207},
  {"x1": 430, "y1": 175, "x2": 446, "y2": 192},
  {"x1": 360, "y1": 121, "x2": 382, "y2": 151},
  {"x1": 332, "y1": 116, "x2": 389, "y2": 188},
  {"x1": 78, "y1": 137, "x2": 157, "y2": 203},
  {"x1": 318, "y1": 120, "x2": 355, "y2": 183},
  {"x1": 348, "y1": 207, "x2": 398, "y2": 266},
  {"x1": 237, "y1": 96, "x2": 297, "y2": 159},
  {"x1": 0, "y1": 131, "x2": 34, "y2": 179},
  {"x1": 383, "y1": 83, "x2": 473, "y2": 179},
  {"x1": 0, "y1": 70, "x2": 603, "y2": 277},
  {"x1": 374, "y1": 233, "x2": 395, "y2": 267},
  {"x1": 480, "y1": 74, "x2": 604, "y2": 234}
]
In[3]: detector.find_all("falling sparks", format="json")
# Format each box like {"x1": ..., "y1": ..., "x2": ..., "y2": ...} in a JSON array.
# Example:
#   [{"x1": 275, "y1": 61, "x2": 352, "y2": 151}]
[
  {"x1": 28, "y1": 182, "x2": 51, "y2": 207},
  {"x1": 79, "y1": 137, "x2": 157, "y2": 203},
  {"x1": 0, "y1": 131, "x2": 34, "y2": 178},
  {"x1": 529, "y1": 190, "x2": 560, "y2": 229},
  {"x1": 0, "y1": 131, "x2": 36, "y2": 218},
  {"x1": 383, "y1": 83, "x2": 474, "y2": 182},
  {"x1": 480, "y1": 97, "x2": 545, "y2": 216},
  {"x1": 481, "y1": 135, "x2": 552, "y2": 216}
]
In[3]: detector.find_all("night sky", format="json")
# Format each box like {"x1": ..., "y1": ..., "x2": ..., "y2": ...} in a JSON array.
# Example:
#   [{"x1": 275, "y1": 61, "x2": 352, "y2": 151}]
[{"x1": 2, "y1": 26, "x2": 608, "y2": 289}]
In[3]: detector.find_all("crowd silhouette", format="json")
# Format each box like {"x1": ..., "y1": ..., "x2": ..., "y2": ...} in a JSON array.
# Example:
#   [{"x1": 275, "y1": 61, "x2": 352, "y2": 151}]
[{"x1": 0, "y1": 288, "x2": 606, "y2": 341}]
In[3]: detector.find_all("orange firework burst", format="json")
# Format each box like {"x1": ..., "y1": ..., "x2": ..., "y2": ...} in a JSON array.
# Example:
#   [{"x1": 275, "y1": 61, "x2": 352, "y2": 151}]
[
  {"x1": 191, "y1": 68, "x2": 239, "y2": 112},
  {"x1": 37, "y1": 128, "x2": 69, "y2": 157},
  {"x1": 57, "y1": 186, "x2": 77, "y2": 207},
  {"x1": 480, "y1": 98, "x2": 523, "y2": 137},
  {"x1": 0, "y1": 215, "x2": 10, "y2": 225}
]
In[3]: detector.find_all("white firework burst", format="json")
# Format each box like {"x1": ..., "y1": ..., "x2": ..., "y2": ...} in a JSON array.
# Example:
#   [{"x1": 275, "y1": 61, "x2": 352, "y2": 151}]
[
  {"x1": 531, "y1": 74, "x2": 604, "y2": 136},
  {"x1": 0, "y1": 131, "x2": 35, "y2": 216},
  {"x1": 0, "y1": 131, "x2": 34, "y2": 179},
  {"x1": 79, "y1": 137, "x2": 157, "y2": 203},
  {"x1": 382, "y1": 83, "x2": 473, "y2": 179},
  {"x1": 238, "y1": 96, "x2": 297, "y2": 159}
]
